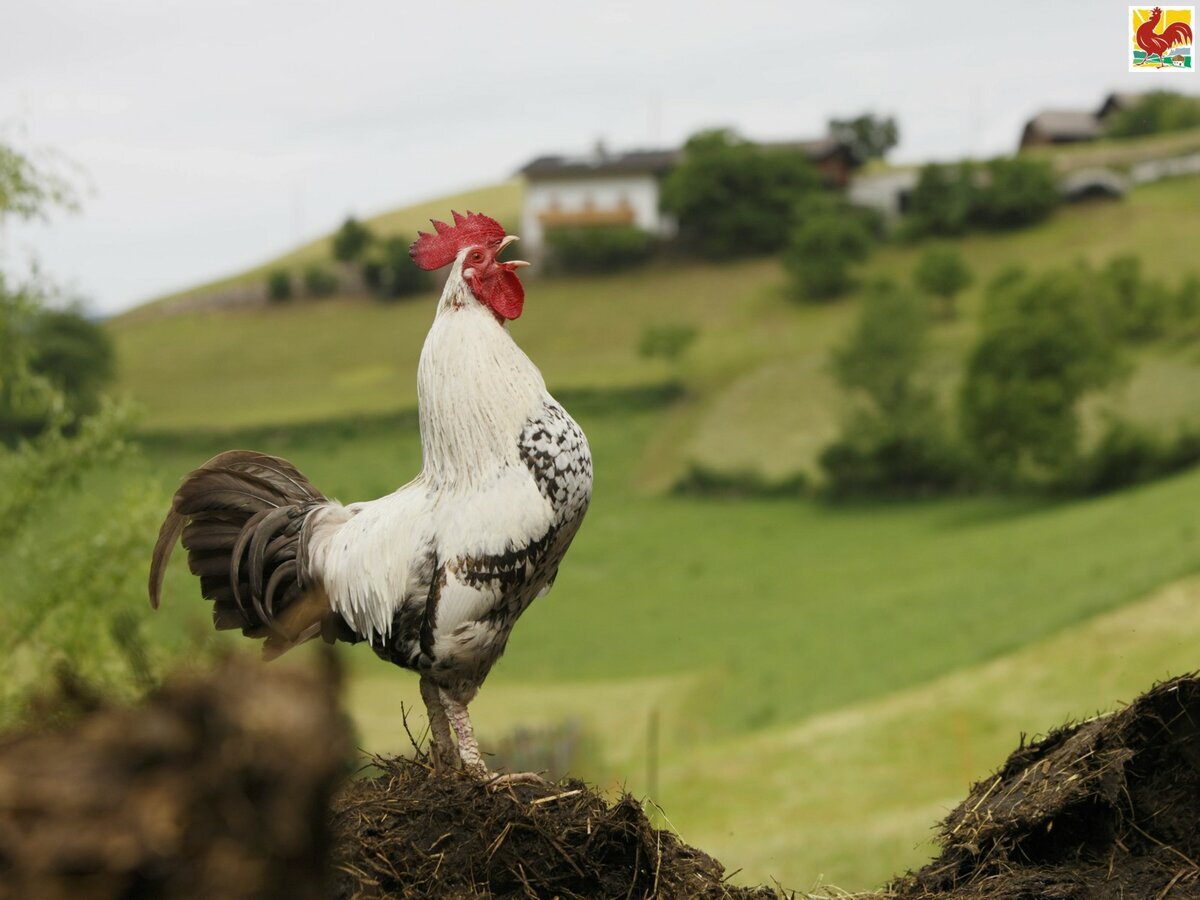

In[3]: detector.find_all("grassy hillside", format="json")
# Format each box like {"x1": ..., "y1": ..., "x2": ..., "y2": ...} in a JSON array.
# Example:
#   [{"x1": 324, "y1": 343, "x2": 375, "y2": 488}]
[
  {"x1": 112, "y1": 174, "x2": 1200, "y2": 483},
  {"x1": 127, "y1": 393, "x2": 1200, "y2": 892}
]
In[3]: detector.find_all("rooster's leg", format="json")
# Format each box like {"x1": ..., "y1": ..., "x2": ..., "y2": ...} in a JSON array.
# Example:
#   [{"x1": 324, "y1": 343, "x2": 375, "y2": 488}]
[
  {"x1": 441, "y1": 691, "x2": 487, "y2": 776},
  {"x1": 441, "y1": 691, "x2": 549, "y2": 789},
  {"x1": 420, "y1": 677, "x2": 458, "y2": 772}
]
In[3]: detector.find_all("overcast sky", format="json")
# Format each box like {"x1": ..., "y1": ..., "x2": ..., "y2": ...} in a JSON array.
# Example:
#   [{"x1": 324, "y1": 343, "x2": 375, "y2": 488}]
[{"x1": 3, "y1": 0, "x2": 1196, "y2": 315}]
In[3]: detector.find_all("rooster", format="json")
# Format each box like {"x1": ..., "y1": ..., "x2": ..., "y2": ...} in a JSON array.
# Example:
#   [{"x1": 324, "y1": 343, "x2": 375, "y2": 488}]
[
  {"x1": 1135, "y1": 7, "x2": 1193, "y2": 67},
  {"x1": 149, "y1": 212, "x2": 592, "y2": 781}
]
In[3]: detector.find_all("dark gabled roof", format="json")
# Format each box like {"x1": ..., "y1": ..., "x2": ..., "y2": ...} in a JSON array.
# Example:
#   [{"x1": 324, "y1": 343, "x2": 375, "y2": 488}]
[
  {"x1": 1021, "y1": 110, "x2": 1104, "y2": 143},
  {"x1": 519, "y1": 148, "x2": 679, "y2": 179},
  {"x1": 761, "y1": 136, "x2": 854, "y2": 161},
  {"x1": 1097, "y1": 92, "x2": 1146, "y2": 119},
  {"x1": 518, "y1": 136, "x2": 858, "y2": 180}
]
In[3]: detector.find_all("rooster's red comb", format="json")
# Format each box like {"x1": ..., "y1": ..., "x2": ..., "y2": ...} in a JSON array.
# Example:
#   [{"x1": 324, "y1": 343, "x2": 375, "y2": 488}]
[{"x1": 409, "y1": 210, "x2": 506, "y2": 270}]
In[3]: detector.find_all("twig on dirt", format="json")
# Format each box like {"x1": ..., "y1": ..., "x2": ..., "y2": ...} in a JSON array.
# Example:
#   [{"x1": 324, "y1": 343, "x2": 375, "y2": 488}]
[{"x1": 529, "y1": 789, "x2": 583, "y2": 806}]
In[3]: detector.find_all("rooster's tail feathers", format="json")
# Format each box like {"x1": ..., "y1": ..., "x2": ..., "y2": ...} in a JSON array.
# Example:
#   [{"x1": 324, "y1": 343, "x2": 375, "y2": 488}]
[{"x1": 149, "y1": 450, "x2": 338, "y2": 655}]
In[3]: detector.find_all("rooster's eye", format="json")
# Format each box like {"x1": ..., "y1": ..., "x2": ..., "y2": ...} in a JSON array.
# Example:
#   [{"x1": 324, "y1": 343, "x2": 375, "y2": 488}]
[{"x1": 470, "y1": 251, "x2": 484, "y2": 263}]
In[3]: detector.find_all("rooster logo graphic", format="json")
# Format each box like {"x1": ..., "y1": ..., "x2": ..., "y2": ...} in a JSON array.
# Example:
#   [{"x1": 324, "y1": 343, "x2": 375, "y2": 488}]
[{"x1": 1130, "y1": 6, "x2": 1195, "y2": 71}]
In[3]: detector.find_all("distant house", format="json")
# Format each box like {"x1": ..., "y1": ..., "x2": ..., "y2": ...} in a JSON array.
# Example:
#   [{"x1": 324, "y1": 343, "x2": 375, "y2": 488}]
[
  {"x1": 1018, "y1": 110, "x2": 1104, "y2": 149},
  {"x1": 518, "y1": 144, "x2": 679, "y2": 257},
  {"x1": 517, "y1": 135, "x2": 860, "y2": 256}
]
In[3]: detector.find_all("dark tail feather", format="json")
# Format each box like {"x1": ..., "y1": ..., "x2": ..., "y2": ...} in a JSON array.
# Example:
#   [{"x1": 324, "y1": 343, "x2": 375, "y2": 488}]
[{"x1": 148, "y1": 450, "x2": 337, "y2": 652}]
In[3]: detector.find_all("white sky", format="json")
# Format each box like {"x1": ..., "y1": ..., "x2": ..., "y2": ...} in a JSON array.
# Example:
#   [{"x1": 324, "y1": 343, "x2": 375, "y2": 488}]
[{"x1": 3, "y1": 0, "x2": 1196, "y2": 315}]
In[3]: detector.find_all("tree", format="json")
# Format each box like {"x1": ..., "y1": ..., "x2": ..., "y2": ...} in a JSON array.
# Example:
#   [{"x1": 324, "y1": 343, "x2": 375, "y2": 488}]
[
  {"x1": 364, "y1": 237, "x2": 430, "y2": 300},
  {"x1": 784, "y1": 201, "x2": 874, "y2": 301},
  {"x1": 969, "y1": 156, "x2": 1058, "y2": 230},
  {"x1": 829, "y1": 114, "x2": 899, "y2": 163},
  {"x1": 1107, "y1": 91, "x2": 1200, "y2": 138},
  {"x1": 332, "y1": 215, "x2": 374, "y2": 263},
  {"x1": 660, "y1": 129, "x2": 821, "y2": 259},
  {"x1": 820, "y1": 280, "x2": 963, "y2": 496},
  {"x1": 833, "y1": 279, "x2": 931, "y2": 411},
  {"x1": 960, "y1": 268, "x2": 1123, "y2": 483},
  {"x1": 913, "y1": 247, "x2": 973, "y2": 319},
  {"x1": 29, "y1": 306, "x2": 115, "y2": 417},
  {"x1": 265, "y1": 269, "x2": 293, "y2": 302},
  {"x1": 904, "y1": 163, "x2": 974, "y2": 238},
  {"x1": 302, "y1": 263, "x2": 339, "y2": 298}
]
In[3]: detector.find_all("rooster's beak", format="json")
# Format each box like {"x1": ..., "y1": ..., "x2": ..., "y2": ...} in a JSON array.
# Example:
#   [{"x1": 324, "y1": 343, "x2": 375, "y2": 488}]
[{"x1": 499, "y1": 234, "x2": 530, "y2": 268}]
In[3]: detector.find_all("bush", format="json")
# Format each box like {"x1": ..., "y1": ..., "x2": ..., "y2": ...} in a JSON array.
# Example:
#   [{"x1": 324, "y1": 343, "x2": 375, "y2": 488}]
[
  {"x1": 1069, "y1": 420, "x2": 1200, "y2": 495},
  {"x1": 265, "y1": 269, "x2": 292, "y2": 303},
  {"x1": 660, "y1": 129, "x2": 821, "y2": 259},
  {"x1": 637, "y1": 323, "x2": 697, "y2": 362},
  {"x1": 819, "y1": 407, "x2": 967, "y2": 499},
  {"x1": 820, "y1": 279, "x2": 966, "y2": 497},
  {"x1": 960, "y1": 268, "x2": 1123, "y2": 485},
  {"x1": 784, "y1": 203, "x2": 874, "y2": 301},
  {"x1": 364, "y1": 237, "x2": 430, "y2": 300},
  {"x1": 832, "y1": 279, "x2": 930, "y2": 409},
  {"x1": 672, "y1": 463, "x2": 808, "y2": 499},
  {"x1": 301, "y1": 264, "x2": 338, "y2": 298},
  {"x1": 28, "y1": 307, "x2": 115, "y2": 418},
  {"x1": 969, "y1": 156, "x2": 1058, "y2": 230},
  {"x1": 829, "y1": 113, "x2": 899, "y2": 163},
  {"x1": 913, "y1": 247, "x2": 973, "y2": 319},
  {"x1": 1099, "y1": 255, "x2": 1170, "y2": 342},
  {"x1": 1107, "y1": 91, "x2": 1200, "y2": 138},
  {"x1": 332, "y1": 216, "x2": 374, "y2": 263},
  {"x1": 544, "y1": 225, "x2": 655, "y2": 273},
  {"x1": 903, "y1": 163, "x2": 974, "y2": 238},
  {"x1": 904, "y1": 157, "x2": 1059, "y2": 238}
]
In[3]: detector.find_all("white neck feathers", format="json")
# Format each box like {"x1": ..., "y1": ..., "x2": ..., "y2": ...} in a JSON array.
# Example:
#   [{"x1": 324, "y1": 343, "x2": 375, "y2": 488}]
[{"x1": 416, "y1": 265, "x2": 545, "y2": 486}]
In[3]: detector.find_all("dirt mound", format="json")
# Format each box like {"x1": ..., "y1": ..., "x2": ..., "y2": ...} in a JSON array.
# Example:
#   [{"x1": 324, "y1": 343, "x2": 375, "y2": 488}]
[
  {"x1": 331, "y1": 755, "x2": 776, "y2": 900},
  {"x1": 890, "y1": 674, "x2": 1200, "y2": 899},
  {"x1": 0, "y1": 657, "x2": 350, "y2": 900}
]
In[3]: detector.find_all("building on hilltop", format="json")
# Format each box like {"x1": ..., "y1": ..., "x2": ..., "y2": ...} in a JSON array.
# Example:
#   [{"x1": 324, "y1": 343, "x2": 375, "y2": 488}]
[
  {"x1": 1018, "y1": 110, "x2": 1105, "y2": 149},
  {"x1": 517, "y1": 135, "x2": 860, "y2": 257}
]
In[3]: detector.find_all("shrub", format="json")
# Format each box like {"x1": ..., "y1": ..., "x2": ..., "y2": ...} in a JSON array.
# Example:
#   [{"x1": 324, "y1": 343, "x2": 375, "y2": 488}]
[
  {"x1": 829, "y1": 113, "x2": 899, "y2": 163},
  {"x1": 959, "y1": 268, "x2": 1123, "y2": 485},
  {"x1": 672, "y1": 464, "x2": 808, "y2": 499},
  {"x1": 302, "y1": 263, "x2": 339, "y2": 298},
  {"x1": 819, "y1": 407, "x2": 967, "y2": 499},
  {"x1": 28, "y1": 307, "x2": 115, "y2": 418},
  {"x1": 660, "y1": 129, "x2": 821, "y2": 259},
  {"x1": 637, "y1": 323, "x2": 697, "y2": 362},
  {"x1": 832, "y1": 279, "x2": 930, "y2": 410},
  {"x1": 968, "y1": 156, "x2": 1058, "y2": 230},
  {"x1": 544, "y1": 225, "x2": 655, "y2": 274},
  {"x1": 784, "y1": 204, "x2": 874, "y2": 301},
  {"x1": 266, "y1": 269, "x2": 292, "y2": 303},
  {"x1": 1069, "y1": 420, "x2": 1200, "y2": 495},
  {"x1": 1107, "y1": 91, "x2": 1200, "y2": 138},
  {"x1": 332, "y1": 216, "x2": 374, "y2": 263},
  {"x1": 1099, "y1": 255, "x2": 1170, "y2": 342},
  {"x1": 904, "y1": 157, "x2": 1059, "y2": 238},
  {"x1": 821, "y1": 279, "x2": 966, "y2": 497},
  {"x1": 903, "y1": 163, "x2": 974, "y2": 238},
  {"x1": 364, "y1": 237, "x2": 429, "y2": 300},
  {"x1": 913, "y1": 247, "x2": 973, "y2": 319}
]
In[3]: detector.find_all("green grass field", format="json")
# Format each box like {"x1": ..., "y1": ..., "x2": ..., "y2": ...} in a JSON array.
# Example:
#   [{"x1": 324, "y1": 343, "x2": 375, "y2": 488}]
[{"x1": 73, "y1": 170, "x2": 1200, "y2": 890}]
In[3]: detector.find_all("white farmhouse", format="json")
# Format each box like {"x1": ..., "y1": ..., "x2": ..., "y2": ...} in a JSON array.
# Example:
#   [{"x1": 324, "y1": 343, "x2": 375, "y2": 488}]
[{"x1": 517, "y1": 144, "x2": 679, "y2": 257}]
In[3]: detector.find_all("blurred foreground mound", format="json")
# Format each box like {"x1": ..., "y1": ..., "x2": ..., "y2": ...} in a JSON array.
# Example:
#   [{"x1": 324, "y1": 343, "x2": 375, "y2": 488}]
[
  {"x1": 0, "y1": 656, "x2": 350, "y2": 900},
  {"x1": 891, "y1": 674, "x2": 1200, "y2": 899},
  {"x1": 331, "y1": 756, "x2": 775, "y2": 899}
]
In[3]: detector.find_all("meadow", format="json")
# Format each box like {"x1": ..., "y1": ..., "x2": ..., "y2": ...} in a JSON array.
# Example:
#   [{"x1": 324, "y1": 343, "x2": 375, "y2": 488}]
[{"x1": 64, "y1": 167, "x2": 1200, "y2": 889}]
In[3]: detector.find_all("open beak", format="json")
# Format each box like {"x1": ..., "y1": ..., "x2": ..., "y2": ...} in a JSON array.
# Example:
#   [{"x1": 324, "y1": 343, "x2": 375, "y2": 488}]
[{"x1": 499, "y1": 234, "x2": 530, "y2": 268}]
